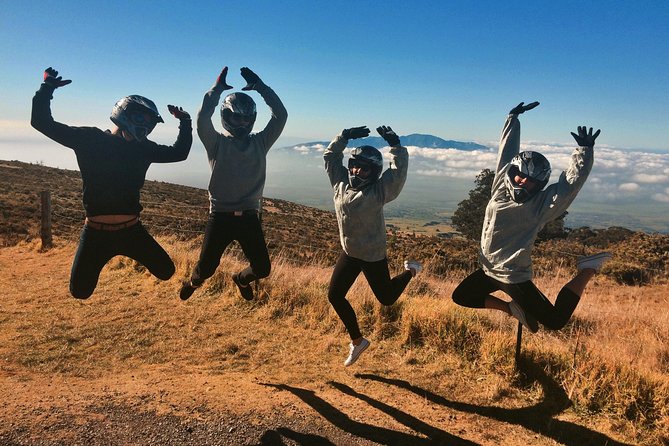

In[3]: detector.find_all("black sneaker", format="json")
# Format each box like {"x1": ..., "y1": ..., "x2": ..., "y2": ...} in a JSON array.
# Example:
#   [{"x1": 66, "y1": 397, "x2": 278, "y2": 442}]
[
  {"x1": 179, "y1": 281, "x2": 197, "y2": 301},
  {"x1": 232, "y1": 273, "x2": 254, "y2": 301}
]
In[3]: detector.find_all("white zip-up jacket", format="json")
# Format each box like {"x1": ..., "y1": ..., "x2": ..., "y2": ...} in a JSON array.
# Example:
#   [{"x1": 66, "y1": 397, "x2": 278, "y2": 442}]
[
  {"x1": 197, "y1": 82, "x2": 287, "y2": 212},
  {"x1": 479, "y1": 114, "x2": 594, "y2": 283},
  {"x1": 324, "y1": 133, "x2": 409, "y2": 262}
]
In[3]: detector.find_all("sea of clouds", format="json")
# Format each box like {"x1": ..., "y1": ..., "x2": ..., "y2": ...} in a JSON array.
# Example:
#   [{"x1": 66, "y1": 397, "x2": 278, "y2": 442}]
[{"x1": 287, "y1": 141, "x2": 669, "y2": 206}]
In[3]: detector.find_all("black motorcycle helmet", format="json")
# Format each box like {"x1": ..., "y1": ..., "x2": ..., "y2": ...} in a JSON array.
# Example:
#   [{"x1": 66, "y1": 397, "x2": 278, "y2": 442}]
[{"x1": 220, "y1": 92, "x2": 257, "y2": 138}]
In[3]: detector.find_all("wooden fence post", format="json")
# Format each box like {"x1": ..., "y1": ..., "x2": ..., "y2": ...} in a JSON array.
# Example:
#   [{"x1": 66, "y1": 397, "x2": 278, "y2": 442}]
[
  {"x1": 514, "y1": 322, "x2": 523, "y2": 370},
  {"x1": 40, "y1": 190, "x2": 52, "y2": 250}
]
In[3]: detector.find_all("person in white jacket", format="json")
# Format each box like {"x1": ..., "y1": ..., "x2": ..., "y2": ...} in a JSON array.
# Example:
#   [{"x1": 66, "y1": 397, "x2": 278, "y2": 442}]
[
  {"x1": 324, "y1": 125, "x2": 421, "y2": 366},
  {"x1": 452, "y1": 102, "x2": 611, "y2": 333}
]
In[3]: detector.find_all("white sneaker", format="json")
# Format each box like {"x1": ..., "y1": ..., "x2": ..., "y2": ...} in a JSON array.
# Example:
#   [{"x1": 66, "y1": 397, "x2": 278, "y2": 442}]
[
  {"x1": 509, "y1": 300, "x2": 539, "y2": 333},
  {"x1": 403, "y1": 260, "x2": 423, "y2": 276},
  {"x1": 344, "y1": 338, "x2": 370, "y2": 367},
  {"x1": 577, "y1": 252, "x2": 612, "y2": 273}
]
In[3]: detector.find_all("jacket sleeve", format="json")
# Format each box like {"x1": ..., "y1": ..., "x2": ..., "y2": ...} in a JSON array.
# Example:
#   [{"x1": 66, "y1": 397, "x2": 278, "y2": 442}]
[
  {"x1": 30, "y1": 83, "x2": 83, "y2": 149},
  {"x1": 496, "y1": 114, "x2": 521, "y2": 173},
  {"x1": 378, "y1": 145, "x2": 409, "y2": 204},
  {"x1": 146, "y1": 118, "x2": 193, "y2": 163},
  {"x1": 537, "y1": 145, "x2": 594, "y2": 223},
  {"x1": 323, "y1": 133, "x2": 349, "y2": 187},
  {"x1": 196, "y1": 87, "x2": 223, "y2": 159},
  {"x1": 254, "y1": 82, "x2": 288, "y2": 154}
]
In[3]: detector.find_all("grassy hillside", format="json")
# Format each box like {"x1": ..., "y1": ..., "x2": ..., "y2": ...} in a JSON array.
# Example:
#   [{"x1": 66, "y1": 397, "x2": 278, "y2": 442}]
[{"x1": 1, "y1": 160, "x2": 667, "y2": 285}]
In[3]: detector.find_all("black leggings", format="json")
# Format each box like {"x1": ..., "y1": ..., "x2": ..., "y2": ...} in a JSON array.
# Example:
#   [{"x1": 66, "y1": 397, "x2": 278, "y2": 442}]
[
  {"x1": 452, "y1": 268, "x2": 580, "y2": 330},
  {"x1": 328, "y1": 251, "x2": 413, "y2": 340},
  {"x1": 70, "y1": 222, "x2": 175, "y2": 299},
  {"x1": 190, "y1": 212, "x2": 270, "y2": 287}
]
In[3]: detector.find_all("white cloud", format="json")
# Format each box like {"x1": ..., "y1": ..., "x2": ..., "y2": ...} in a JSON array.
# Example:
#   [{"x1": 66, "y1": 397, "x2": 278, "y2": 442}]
[
  {"x1": 630, "y1": 174, "x2": 669, "y2": 184},
  {"x1": 619, "y1": 183, "x2": 640, "y2": 191}
]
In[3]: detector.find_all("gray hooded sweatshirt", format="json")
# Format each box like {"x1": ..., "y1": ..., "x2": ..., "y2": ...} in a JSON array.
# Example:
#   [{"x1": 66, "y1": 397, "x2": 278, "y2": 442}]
[
  {"x1": 480, "y1": 114, "x2": 594, "y2": 283},
  {"x1": 324, "y1": 133, "x2": 409, "y2": 262},
  {"x1": 197, "y1": 82, "x2": 287, "y2": 212}
]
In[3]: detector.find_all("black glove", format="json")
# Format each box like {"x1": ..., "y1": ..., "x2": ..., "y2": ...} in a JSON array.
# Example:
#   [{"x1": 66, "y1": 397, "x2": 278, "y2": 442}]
[
  {"x1": 240, "y1": 67, "x2": 261, "y2": 91},
  {"x1": 214, "y1": 67, "x2": 233, "y2": 91},
  {"x1": 377, "y1": 125, "x2": 400, "y2": 147},
  {"x1": 571, "y1": 126, "x2": 601, "y2": 147},
  {"x1": 167, "y1": 105, "x2": 191, "y2": 120},
  {"x1": 43, "y1": 67, "x2": 71, "y2": 88},
  {"x1": 342, "y1": 126, "x2": 370, "y2": 140},
  {"x1": 509, "y1": 101, "x2": 539, "y2": 115}
]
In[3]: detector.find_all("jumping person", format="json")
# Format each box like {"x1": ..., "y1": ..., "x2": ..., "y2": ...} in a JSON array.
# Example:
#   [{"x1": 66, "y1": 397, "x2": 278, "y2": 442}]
[
  {"x1": 31, "y1": 67, "x2": 193, "y2": 299},
  {"x1": 180, "y1": 67, "x2": 287, "y2": 301},
  {"x1": 452, "y1": 101, "x2": 611, "y2": 332},
  {"x1": 325, "y1": 125, "x2": 422, "y2": 366}
]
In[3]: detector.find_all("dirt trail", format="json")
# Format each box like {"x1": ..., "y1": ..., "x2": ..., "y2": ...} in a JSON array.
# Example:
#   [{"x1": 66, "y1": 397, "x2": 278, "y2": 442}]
[{"x1": 0, "y1": 243, "x2": 635, "y2": 445}]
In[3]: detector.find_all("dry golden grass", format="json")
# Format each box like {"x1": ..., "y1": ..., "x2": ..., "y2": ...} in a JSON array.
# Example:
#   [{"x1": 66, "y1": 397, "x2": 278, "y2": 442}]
[{"x1": 2, "y1": 236, "x2": 667, "y2": 445}]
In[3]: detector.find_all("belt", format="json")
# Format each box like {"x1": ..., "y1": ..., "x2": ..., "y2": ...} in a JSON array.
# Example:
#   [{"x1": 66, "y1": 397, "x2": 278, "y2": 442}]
[
  {"x1": 85, "y1": 216, "x2": 140, "y2": 231},
  {"x1": 215, "y1": 210, "x2": 258, "y2": 217}
]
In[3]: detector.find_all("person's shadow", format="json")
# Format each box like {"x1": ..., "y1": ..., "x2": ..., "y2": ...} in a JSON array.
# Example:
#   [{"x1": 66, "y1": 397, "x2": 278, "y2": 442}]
[
  {"x1": 261, "y1": 382, "x2": 480, "y2": 445},
  {"x1": 355, "y1": 357, "x2": 634, "y2": 446}
]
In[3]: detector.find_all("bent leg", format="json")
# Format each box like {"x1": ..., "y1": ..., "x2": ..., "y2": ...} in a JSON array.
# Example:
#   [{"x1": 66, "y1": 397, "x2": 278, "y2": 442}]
[
  {"x1": 191, "y1": 213, "x2": 234, "y2": 286},
  {"x1": 236, "y1": 213, "x2": 271, "y2": 285},
  {"x1": 452, "y1": 269, "x2": 502, "y2": 309},
  {"x1": 502, "y1": 281, "x2": 577, "y2": 330},
  {"x1": 121, "y1": 223, "x2": 175, "y2": 280},
  {"x1": 328, "y1": 252, "x2": 363, "y2": 340},
  {"x1": 69, "y1": 227, "x2": 115, "y2": 299},
  {"x1": 361, "y1": 258, "x2": 412, "y2": 306}
]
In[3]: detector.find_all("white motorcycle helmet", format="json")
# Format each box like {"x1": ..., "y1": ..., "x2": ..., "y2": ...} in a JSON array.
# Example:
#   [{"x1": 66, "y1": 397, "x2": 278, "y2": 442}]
[{"x1": 504, "y1": 151, "x2": 551, "y2": 202}]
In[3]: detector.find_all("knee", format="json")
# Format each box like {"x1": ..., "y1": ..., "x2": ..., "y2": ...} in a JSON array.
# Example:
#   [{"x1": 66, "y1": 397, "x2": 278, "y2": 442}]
[
  {"x1": 70, "y1": 284, "x2": 93, "y2": 300},
  {"x1": 541, "y1": 318, "x2": 569, "y2": 331},
  {"x1": 155, "y1": 261, "x2": 176, "y2": 281},
  {"x1": 451, "y1": 286, "x2": 467, "y2": 306}
]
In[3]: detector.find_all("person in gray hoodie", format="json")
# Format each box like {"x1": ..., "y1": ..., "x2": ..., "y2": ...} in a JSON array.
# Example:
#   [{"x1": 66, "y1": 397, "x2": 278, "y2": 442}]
[
  {"x1": 324, "y1": 125, "x2": 422, "y2": 366},
  {"x1": 452, "y1": 101, "x2": 611, "y2": 333},
  {"x1": 180, "y1": 67, "x2": 287, "y2": 301}
]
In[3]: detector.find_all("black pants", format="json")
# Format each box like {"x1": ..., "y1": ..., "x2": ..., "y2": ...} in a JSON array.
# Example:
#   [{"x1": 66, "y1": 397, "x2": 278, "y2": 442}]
[
  {"x1": 190, "y1": 212, "x2": 270, "y2": 287},
  {"x1": 328, "y1": 251, "x2": 413, "y2": 340},
  {"x1": 452, "y1": 268, "x2": 580, "y2": 330},
  {"x1": 70, "y1": 222, "x2": 175, "y2": 299}
]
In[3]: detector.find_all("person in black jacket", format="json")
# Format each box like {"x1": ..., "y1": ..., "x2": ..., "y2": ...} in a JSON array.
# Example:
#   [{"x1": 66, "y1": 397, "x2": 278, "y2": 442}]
[{"x1": 31, "y1": 67, "x2": 193, "y2": 299}]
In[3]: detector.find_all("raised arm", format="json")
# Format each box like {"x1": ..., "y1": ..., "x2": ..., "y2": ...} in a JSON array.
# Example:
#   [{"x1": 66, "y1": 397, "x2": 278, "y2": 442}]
[
  {"x1": 376, "y1": 125, "x2": 408, "y2": 204},
  {"x1": 146, "y1": 105, "x2": 193, "y2": 163},
  {"x1": 241, "y1": 67, "x2": 288, "y2": 152},
  {"x1": 539, "y1": 125, "x2": 598, "y2": 221},
  {"x1": 31, "y1": 67, "x2": 81, "y2": 148},
  {"x1": 196, "y1": 67, "x2": 233, "y2": 157},
  {"x1": 496, "y1": 101, "x2": 539, "y2": 171}
]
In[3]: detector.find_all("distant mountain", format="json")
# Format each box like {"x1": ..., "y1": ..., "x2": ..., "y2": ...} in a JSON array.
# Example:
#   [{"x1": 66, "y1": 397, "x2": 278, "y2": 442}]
[{"x1": 280, "y1": 134, "x2": 490, "y2": 151}]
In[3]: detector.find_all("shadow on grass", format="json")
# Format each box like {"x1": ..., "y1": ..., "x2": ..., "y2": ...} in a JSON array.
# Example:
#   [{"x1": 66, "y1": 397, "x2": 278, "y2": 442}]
[
  {"x1": 261, "y1": 382, "x2": 479, "y2": 445},
  {"x1": 355, "y1": 357, "x2": 634, "y2": 446}
]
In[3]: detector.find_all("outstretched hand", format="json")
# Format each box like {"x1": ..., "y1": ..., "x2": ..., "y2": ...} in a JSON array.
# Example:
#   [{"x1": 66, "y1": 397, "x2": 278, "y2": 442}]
[
  {"x1": 167, "y1": 105, "x2": 191, "y2": 120},
  {"x1": 509, "y1": 101, "x2": 540, "y2": 115},
  {"x1": 43, "y1": 67, "x2": 71, "y2": 88},
  {"x1": 240, "y1": 67, "x2": 262, "y2": 91},
  {"x1": 342, "y1": 126, "x2": 370, "y2": 140},
  {"x1": 377, "y1": 125, "x2": 400, "y2": 147},
  {"x1": 571, "y1": 126, "x2": 601, "y2": 147},
  {"x1": 214, "y1": 67, "x2": 233, "y2": 91}
]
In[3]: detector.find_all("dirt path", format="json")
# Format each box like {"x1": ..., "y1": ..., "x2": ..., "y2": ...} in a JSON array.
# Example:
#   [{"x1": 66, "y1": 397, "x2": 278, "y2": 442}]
[{"x1": 0, "y1": 243, "x2": 636, "y2": 445}]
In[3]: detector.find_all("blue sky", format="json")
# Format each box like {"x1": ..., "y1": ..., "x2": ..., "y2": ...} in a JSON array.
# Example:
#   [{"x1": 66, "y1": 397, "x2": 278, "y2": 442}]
[{"x1": 1, "y1": 0, "x2": 668, "y2": 151}]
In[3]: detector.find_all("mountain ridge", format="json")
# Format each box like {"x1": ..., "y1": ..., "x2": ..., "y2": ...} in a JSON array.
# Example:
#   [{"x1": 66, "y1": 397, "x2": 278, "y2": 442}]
[{"x1": 280, "y1": 133, "x2": 490, "y2": 151}]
